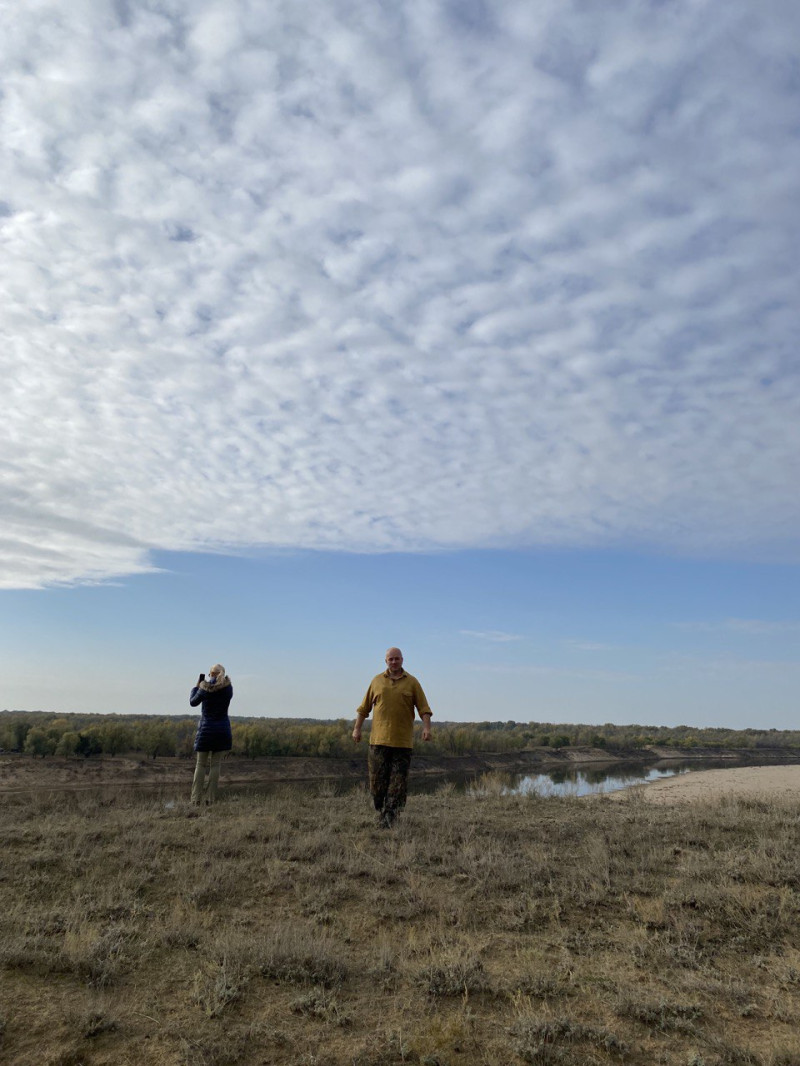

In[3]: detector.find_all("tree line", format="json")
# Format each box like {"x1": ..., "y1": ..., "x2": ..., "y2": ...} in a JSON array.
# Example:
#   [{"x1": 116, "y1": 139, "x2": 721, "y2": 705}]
[{"x1": 2, "y1": 709, "x2": 799, "y2": 760}]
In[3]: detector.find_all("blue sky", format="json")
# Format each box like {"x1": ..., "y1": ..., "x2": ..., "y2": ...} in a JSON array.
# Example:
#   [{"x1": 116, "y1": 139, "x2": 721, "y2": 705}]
[
  {"x1": 2, "y1": 0, "x2": 799, "y2": 728},
  {"x1": 3, "y1": 548, "x2": 800, "y2": 727}
]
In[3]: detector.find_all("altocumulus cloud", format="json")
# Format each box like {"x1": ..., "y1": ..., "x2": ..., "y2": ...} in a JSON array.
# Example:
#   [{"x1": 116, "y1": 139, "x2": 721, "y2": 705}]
[{"x1": 2, "y1": 0, "x2": 799, "y2": 587}]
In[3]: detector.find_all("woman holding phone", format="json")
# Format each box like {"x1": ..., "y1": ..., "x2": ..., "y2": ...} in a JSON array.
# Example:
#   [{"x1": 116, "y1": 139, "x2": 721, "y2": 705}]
[{"x1": 189, "y1": 664, "x2": 233, "y2": 805}]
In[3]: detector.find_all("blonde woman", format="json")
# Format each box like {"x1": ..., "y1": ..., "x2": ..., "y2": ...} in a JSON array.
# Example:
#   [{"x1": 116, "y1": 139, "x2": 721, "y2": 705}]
[{"x1": 189, "y1": 664, "x2": 233, "y2": 805}]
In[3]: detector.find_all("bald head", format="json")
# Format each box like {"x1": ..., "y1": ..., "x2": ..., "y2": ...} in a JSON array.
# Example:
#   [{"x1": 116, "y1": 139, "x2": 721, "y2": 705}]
[{"x1": 385, "y1": 647, "x2": 404, "y2": 677}]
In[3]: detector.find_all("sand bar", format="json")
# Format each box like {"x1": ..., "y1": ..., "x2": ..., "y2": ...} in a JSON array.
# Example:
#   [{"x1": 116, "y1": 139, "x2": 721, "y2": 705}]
[{"x1": 613, "y1": 763, "x2": 800, "y2": 804}]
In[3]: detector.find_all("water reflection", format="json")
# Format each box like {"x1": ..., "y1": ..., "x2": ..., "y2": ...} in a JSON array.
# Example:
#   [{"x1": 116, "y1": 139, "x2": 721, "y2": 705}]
[
  {"x1": 469, "y1": 759, "x2": 759, "y2": 798},
  {"x1": 194, "y1": 765, "x2": 689, "y2": 802},
  {"x1": 225, "y1": 757, "x2": 787, "y2": 801},
  {"x1": 507, "y1": 765, "x2": 686, "y2": 798}
]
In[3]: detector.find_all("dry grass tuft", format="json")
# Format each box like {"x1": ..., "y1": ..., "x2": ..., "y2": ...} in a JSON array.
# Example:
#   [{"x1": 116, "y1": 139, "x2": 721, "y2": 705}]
[
  {"x1": 510, "y1": 1012, "x2": 629, "y2": 1063},
  {"x1": 615, "y1": 995, "x2": 703, "y2": 1034},
  {"x1": 192, "y1": 953, "x2": 252, "y2": 1017},
  {"x1": 416, "y1": 947, "x2": 489, "y2": 997},
  {"x1": 257, "y1": 924, "x2": 350, "y2": 987},
  {"x1": 290, "y1": 986, "x2": 351, "y2": 1025}
]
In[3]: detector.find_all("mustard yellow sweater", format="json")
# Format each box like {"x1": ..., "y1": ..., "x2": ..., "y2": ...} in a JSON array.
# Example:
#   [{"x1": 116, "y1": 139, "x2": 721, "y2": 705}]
[{"x1": 356, "y1": 670, "x2": 432, "y2": 748}]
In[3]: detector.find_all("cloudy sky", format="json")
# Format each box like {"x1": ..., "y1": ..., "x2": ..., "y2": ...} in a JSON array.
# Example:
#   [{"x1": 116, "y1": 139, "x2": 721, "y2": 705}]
[{"x1": 2, "y1": 0, "x2": 799, "y2": 727}]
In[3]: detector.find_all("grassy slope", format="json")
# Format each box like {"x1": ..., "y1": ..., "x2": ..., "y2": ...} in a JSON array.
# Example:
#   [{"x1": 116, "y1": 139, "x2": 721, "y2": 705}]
[{"x1": 2, "y1": 779, "x2": 800, "y2": 1066}]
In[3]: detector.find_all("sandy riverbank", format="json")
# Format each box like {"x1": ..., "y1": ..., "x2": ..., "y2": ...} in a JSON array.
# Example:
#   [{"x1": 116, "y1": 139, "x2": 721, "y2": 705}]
[{"x1": 615, "y1": 762, "x2": 800, "y2": 804}]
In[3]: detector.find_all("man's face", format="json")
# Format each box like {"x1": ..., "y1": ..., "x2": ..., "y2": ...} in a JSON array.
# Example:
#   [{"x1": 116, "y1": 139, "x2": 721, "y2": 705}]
[{"x1": 385, "y1": 649, "x2": 403, "y2": 674}]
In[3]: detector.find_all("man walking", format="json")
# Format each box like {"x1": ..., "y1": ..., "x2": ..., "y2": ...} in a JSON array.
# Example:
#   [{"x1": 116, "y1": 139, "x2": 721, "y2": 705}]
[{"x1": 353, "y1": 647, "x2": 432, "y2": 827}]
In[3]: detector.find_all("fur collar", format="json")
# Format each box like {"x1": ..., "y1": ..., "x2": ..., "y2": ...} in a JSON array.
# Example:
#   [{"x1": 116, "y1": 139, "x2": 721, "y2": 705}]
[{"x1": 198, "y1": 675, "x2": 231, "y2": 693}]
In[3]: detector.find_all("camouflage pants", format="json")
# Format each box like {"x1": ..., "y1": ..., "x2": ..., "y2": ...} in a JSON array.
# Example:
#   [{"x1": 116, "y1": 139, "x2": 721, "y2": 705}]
[{"x1": 368, "y1": 745, "x2": 413, "y2": 817}]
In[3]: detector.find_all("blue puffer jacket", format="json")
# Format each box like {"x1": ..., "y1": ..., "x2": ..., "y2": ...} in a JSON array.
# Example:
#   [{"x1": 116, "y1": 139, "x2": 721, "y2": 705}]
[{"x1": 190, "y1": 682, "x2": 233, "y2": 753}]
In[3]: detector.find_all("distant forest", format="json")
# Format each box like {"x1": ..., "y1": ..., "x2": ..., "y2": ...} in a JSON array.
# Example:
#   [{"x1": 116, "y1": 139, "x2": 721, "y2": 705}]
[{"x1": 2, "y1": 709, "x2": 799, "y2": 760}]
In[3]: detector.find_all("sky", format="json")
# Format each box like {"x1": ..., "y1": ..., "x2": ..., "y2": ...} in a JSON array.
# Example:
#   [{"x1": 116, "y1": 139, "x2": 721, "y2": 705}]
[{"x1": 2, "y1": 0, "x2": 799, "y2": 728}]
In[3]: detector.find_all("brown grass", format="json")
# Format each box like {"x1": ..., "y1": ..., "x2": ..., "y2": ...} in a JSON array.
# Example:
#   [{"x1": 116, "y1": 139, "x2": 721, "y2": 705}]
[{"x1": 2, "y1": 777, "x2": 800, "y2": 1064}]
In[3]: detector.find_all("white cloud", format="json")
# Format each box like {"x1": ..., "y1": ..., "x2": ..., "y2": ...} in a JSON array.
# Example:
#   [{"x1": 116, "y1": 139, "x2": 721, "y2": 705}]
[
  {"x1": 567, "y1": 641, "x2": 619, "y2": 653},
  {"x1": 2, "y1": 0, "x2": 799, "y2": 587},
  {"x1": 675, "y1": 619, "x2": 800, "y2": 636},
  {"x1": 460, "y1": 630, "x2": 523, "y2": 643},
  {"x1": 469, "y1": 662, "x2": 636, "y2": 684},
  {"x1": 656, "y1": 651, "x2": 800, "y2": 679}
]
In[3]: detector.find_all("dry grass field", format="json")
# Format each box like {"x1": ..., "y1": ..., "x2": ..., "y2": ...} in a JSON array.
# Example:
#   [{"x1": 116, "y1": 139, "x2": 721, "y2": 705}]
[{"x1": 2, "y1": 776, "x2": 800, "y2": 1066}]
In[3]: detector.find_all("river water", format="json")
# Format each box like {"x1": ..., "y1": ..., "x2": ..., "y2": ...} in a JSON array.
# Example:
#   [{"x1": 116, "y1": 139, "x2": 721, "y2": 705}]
[
  {"x1": 441, "y1": 757, "x2": 800, "y2": 798},
  {"x1": 221, "y1": 757, "x2": 788, "y2": 801},
  {"x1": 404, "y1": 760, "x2": 704, "y2": 798},
  {"x1": 14, "y1": 757, "x2": 794, "y2": 804},
  {"x1": 500, "y1": 762, "x2": 701, "y2": 797}
]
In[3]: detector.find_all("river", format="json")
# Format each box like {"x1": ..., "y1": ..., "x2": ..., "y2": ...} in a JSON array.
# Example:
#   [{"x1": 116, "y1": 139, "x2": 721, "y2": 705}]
[{"x1": 220, "y1": 756, "x2": 790, "y2": 801}]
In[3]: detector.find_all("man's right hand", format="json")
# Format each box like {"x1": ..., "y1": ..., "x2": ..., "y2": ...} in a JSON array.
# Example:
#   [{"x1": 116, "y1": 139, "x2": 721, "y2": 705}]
[{"x1": 352, "y1": 725, "x2": 362, "y2": 743}]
